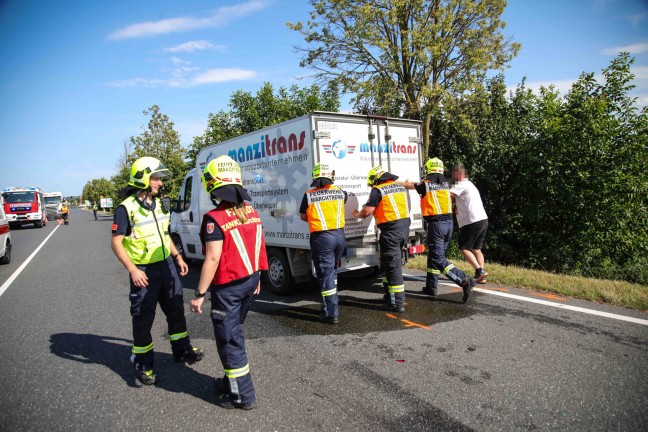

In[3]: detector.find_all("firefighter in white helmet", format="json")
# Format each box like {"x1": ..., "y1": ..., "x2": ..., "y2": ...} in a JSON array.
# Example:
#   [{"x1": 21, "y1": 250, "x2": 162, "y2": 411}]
[
  {"x1": 299, "y1": 163, "x2": 347, "y2": 324},
  {"x1": 191, "y1": 155, "x2": 268, "y2": 410},
  {"x1": 111, "y1": 156, "x2": 204, "y2": 386}
]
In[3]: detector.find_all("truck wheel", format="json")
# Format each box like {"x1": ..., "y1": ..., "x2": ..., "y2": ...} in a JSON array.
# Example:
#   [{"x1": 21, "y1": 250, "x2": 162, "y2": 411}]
[
  {"x1": 35, "y1": 219, "x2": 44, "y2": 228},
  {"x1": 263, "y1": 249, "x2": 294, "y2": 296},
  {"x1": 172, "y1": 234, "x2": 192, "y2": 266},
  {"x1": 0, "y1": 242, "x2": 10, "y2": 265}
]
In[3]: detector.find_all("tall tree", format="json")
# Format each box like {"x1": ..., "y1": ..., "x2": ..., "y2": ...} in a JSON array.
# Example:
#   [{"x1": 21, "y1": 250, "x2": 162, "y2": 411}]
[
  {"x1": 82, "y1": 178, "x2": 116, "y2": 207},
  {"x1": 187, "y1": 82, "x2": 340, "y2": 161},
  {"x1": 128, "y1": 105, "x2": 186, "y2": 197},
  {"x1": 288, "y1": 0, "x2": 520, "y2": 156}
]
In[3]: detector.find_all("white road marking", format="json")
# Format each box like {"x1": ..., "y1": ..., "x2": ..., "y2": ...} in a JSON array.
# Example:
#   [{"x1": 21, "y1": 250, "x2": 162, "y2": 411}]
[
  {"x1": 404, "y1": 273, "x2": 648, "y2": 326},
  {"x1": 0, "y1": 225, "x2": 60, "y2": 298}
]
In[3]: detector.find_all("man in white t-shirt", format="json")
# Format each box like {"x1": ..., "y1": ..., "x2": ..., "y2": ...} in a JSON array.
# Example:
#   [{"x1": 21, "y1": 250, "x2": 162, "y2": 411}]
[{"x1": 450, "y1": 164, "x2": 489, "y2": 283}]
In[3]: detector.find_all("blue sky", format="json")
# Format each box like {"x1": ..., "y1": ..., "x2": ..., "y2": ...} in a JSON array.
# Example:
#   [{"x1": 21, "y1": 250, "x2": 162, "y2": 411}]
[{"x1": 1, "y1": 0, "x2": 646, "y2": 197}]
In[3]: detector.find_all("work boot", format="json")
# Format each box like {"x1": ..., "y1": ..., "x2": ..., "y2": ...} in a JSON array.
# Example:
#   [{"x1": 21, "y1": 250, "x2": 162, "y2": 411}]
[
  {"x1": 174, "y1": 346, "x2": 205, "y2": 364},
  {"x1": 422, "y1": 286, "x2": 438, "y2": 296},
  {"x1": 462, "y1": 277, "x2": 477, "y2": 303},
  {"x1": 475, "y1": 268, "x2": 489, "y2": 284},
  {"x1": 134, "y1": 362, "x2": 156, "y2": 385},
  {"x1": 319, "y1": 314, "x2": 339, "y2": 325},
  {"x1": 216, "y1": 393, "x2": 258, "y2": 410},
  {"x1": 381, "y1": 302, "x2": 405, "y2": 313}
]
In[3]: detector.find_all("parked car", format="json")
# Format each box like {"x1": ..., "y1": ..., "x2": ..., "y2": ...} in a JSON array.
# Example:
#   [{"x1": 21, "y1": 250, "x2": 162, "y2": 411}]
[{"x1": 0, "y1": 197, "x2": 11, "y2": 264}]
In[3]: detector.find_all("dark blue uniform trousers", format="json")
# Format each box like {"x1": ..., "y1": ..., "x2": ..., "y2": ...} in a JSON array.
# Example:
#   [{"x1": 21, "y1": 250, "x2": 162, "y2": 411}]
[
  {"x1": 210, "y1": 272, "x2": 259, "y2": 405},
  {"x1": 310, "y1": 228, "x2": 345, "y2": 318},
  {"x1": 129, "y1": 257, "x2": 191, "y2": 365},
  {"x1": 379, "y1": 220, "x2": 410, "y2": 308},
  {"x1": 427, "y1": 218, "x2": 469, "y2": 290}
]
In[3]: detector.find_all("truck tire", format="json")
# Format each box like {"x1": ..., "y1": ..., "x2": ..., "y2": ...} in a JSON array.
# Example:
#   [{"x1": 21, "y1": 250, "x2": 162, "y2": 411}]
[
  {"x1": 35, "y1": 219, "x2": 44, "y2": 228},
  {"x1": 263, "y1": 248, "x2": 294, "y2": 296},
  {"x1": 172, "y1": 234, "x2": 192, "y2": 265}
]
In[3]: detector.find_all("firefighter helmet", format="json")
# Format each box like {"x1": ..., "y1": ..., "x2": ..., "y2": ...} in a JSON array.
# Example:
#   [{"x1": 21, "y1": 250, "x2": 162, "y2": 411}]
[
  {"x1": 425, "y1": 158, "x2": 444, "y2": 174},
  {"x1": 312, "y1": 163, "x2": 334, "y2": 181},
  {"x1": 128, "y1": 157, "x2": 170, "y2": 189},
  {"x1": 202, "y1": 155, "x2": 242, "y2": 194},
  {"x1": 367, "y1": 165, "x2": 386, "y2": 186}
]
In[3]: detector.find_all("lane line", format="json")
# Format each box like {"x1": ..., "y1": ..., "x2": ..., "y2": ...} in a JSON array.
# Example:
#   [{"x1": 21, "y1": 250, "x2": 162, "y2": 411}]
[
  {"x1": 404, "y1": 273, "x2": 648, "y2": 326},
  {"x1": 0, "y1": 225, "x2": 59, "y2": 298}
]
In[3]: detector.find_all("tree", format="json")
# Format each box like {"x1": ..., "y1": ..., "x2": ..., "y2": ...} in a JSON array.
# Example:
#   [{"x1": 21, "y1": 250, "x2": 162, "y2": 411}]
[
  {"x1": 288, "y1": 0, "x2": 520, "y2": 156},
  {"x1": 187, "y1": 82, "x2": 340, "y2": 161},
  {"x1": 127, "y1": 105, "x2": 187, "y2": 197},
  {"x1": 82, "y1": 178, "x2": 116, "y2": 208}
]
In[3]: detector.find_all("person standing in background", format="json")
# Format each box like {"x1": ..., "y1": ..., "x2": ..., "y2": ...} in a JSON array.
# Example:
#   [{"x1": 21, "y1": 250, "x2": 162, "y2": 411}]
[{"x1": 451, "y1": 163, "x2": 489, "y2": 284}]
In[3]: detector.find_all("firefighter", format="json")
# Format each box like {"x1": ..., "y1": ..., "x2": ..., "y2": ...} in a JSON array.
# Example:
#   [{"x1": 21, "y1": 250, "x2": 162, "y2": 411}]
[
  {"x1": 352, "y1": 166, "x2": 410, "y2": 313},
  {"x1": 61, "y1": 201, "x2": 69, "y2": 225},
  {"x1": 299, "y1": 163, "x2": 347, "y2": 324},
  {"x1": 190, "y1": 155, "x2": 268, "y2": 410},
  {"x1": 401, "y1": 158, "x2": 477, "y2": 303},
  {"x1": 111, "y1": 156, "x2": 204, "y2": 386}
]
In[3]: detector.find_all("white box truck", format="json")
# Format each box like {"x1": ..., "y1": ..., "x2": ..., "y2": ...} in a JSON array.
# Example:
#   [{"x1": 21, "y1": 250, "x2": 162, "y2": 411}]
[{"x1": 171, "y1": 111, "x2": 426, "y2": 295}]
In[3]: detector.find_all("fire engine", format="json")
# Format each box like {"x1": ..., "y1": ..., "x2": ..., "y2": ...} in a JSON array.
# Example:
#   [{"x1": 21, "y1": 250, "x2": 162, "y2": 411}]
[{"x1": 1, "y1": 186, "x2": 48, "y2": 229}]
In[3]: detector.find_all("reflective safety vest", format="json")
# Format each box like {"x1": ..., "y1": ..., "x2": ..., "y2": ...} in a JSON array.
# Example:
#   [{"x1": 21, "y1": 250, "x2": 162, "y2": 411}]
[
  {"x1": 305, "y1": 185, "x2": 345, "y2": 233},
  {"x1": 373, "y1": 181, "x2": 409, "y2": 225},
  {"x1": 120, "y1": 196, "x2": 171, "y2": 265},
  {"x1": 61, "y1": 204, "x2": 69, "y2": 214},
  {"x1": 206, "y1": 204, "x2": 269, "y2": 285},
  {"x1": 420, "y1": 180, "x2": 452, "y2": 217}
]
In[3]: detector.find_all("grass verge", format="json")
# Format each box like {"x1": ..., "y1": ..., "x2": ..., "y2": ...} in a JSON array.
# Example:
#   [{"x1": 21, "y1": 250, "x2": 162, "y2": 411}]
[{"x1": 405, "y1": 255, "x2": 648, "y2": 311}]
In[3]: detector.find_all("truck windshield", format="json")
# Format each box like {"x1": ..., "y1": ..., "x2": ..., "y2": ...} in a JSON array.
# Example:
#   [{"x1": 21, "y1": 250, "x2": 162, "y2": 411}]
[
  {"x1": 2, "y1": 192, "x2": 36, "y2": 203},
  {"x1": 44, "y1": 196, "x2": 62, "y2": 205}
]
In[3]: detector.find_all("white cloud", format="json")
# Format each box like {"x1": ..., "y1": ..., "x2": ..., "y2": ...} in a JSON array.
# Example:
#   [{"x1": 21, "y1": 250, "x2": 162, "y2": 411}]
[
  {"x1": 108, "y1": 0, "x2": 270, "y2": 40},
  {"x1": 192, "y1": 68, "x2": 256, "y2": 84},
  {"x1": 635, "y1": 94, "x2": 648, "y2": 107},
  {"x1": 602, "y1": 42, "x2": 648, "y2": 56},
  {"x1": 106, "y1": 67, "x2": 256, "y2": 88},
  {"x1": 164, "y1": 40, "x2": 225, "y2": 53},
  {"x1": 627, "y1": 12, "x2": 647, "y2": 27}
]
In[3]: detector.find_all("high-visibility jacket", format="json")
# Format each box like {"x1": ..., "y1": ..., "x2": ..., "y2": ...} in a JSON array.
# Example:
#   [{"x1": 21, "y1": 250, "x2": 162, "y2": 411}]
[
  {"x1": 206, "y1": 203, "x2": 269, "y2": 285},
  {"x1": 420, "y1": 180, "x2": 452, "y2": 217},
  {"x1": 61, "y1": 204, "x2": 69, "y2": 214},
  {"x1": 120, "y1": 196, "x2": 171, "y2": 265},
  {"x1": 373, "y1": 181, "x2": 409, "y2": 225},
  {"x1": 305, "y1": 185, "x2": 345, "y2": 233}
]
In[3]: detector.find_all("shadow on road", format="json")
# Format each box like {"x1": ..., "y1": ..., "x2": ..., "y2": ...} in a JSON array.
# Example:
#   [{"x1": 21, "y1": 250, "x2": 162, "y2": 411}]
[{"x1": 49, "y1": 333, "x2": 219, "y2": 403}]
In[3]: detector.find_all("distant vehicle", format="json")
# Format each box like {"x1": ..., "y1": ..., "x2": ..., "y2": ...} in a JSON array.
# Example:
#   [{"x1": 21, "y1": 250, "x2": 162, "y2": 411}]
[
  {"x1": 2, "y1": 186, "x2": 48, "y2": 229},
  {"x1": 43, "y1": 192, "x2": 63, "y2": 220},
  {"x1": 0, "y1": 196, "x2": 11, "y2": 264}
]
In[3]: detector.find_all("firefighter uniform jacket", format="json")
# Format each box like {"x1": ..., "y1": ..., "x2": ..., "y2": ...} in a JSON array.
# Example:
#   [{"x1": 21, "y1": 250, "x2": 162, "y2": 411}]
[
  {"x1": 120, "y1": 196, "x2": 171, "y2": 265},
  {"x1": 373, "y1": 181, "x2": 409, "y2": 226},
  {"x1": 305, "y1": 185, "x2": 345, "y2": 233},
  {"x1": 205, "y1": 204, "x2": 269, "y2": 285}
]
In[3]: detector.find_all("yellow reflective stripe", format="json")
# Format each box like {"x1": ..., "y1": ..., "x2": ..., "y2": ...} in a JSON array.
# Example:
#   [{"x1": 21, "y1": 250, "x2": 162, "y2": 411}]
[
  {"x1": 321, "y1": 288, "x2": 337, "y2": 297},
  {"x1": 224, "y1": 363, "x2": 250, "y2": 378},
  {"x1": 169, "y1": 331, "x2": 188, "y2": 341},
  {"x1": 254, "y1": 225, "x2": 262, "y2": 270},
  {"x1": 132, "y1": 342, "x2": 153, "y2": 354},
  {"x1": 231, "y1": 229, "x2": 253, "y2": 274},
  {"x1": 336, "y1": 200, "x2": 343, "y2": 227},
  {"x1": 382, "y1": 276, "x2": 388, "y2": 284},
  {"x1": 388, "y1": 284, "x2": 404, "y2": 293},
  {"x1": 431, "y1": 190, "x2": 442, "y2": 215},
  {"x1": 443, "y1": 264, "x2": 455, "y2": 274},
  {"x1": 314, "y1": 202, "x2": 328, "y2": 231},
  {"x1": 427, "y1": 268, "x2": 440, "y2": 274}
]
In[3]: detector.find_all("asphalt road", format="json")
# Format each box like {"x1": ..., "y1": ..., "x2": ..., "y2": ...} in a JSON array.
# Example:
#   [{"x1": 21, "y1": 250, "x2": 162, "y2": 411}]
[{"x1": 0, "y1": 208, "x2": 646, "y2": 431}]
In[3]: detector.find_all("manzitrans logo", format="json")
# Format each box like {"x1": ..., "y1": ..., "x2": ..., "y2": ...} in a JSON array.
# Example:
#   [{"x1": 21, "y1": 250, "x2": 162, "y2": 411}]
[{"x1": 322, "y1": 139, "x2": 356, "y2": 159}]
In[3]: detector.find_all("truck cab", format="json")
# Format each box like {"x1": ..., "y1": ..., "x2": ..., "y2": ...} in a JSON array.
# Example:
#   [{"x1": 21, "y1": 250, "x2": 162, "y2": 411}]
[{"x1": 2, "y1": 187, "x2": 47, "y2": 229}]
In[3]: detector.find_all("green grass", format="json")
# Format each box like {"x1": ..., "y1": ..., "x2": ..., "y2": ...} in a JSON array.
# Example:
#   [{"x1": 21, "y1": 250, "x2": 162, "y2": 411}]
[{"x1": 405, "y1": 255, "x2": 648, "y2": 311}]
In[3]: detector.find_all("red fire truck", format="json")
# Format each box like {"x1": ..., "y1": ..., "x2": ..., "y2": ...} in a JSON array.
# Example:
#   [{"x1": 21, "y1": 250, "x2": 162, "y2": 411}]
[{"x1": 1, "y1": 186, "x2": 48, "y2": 229}]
